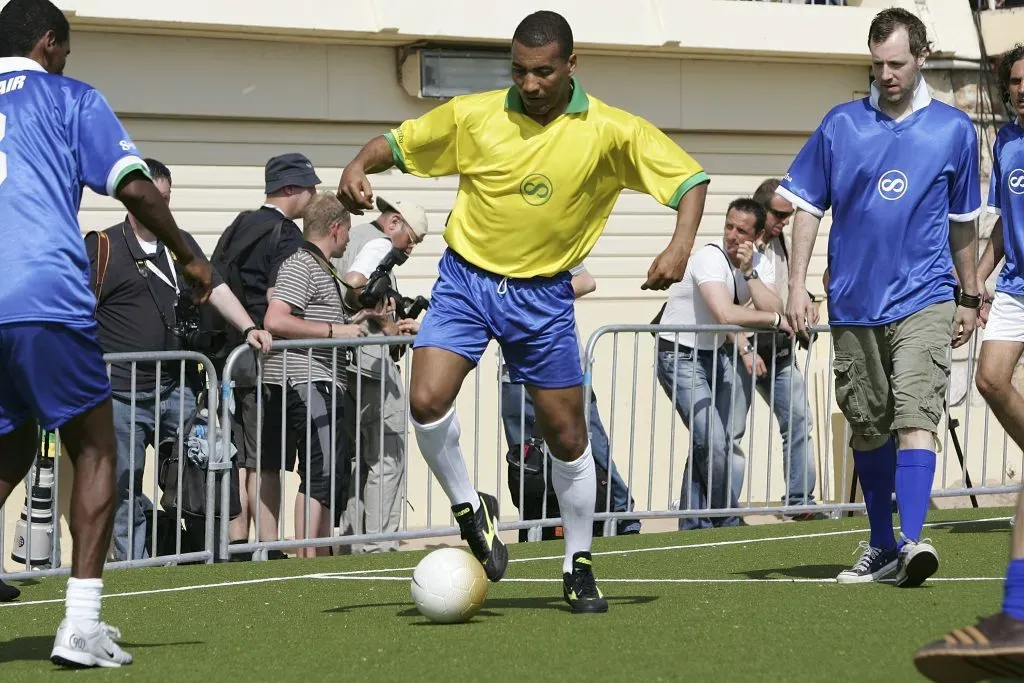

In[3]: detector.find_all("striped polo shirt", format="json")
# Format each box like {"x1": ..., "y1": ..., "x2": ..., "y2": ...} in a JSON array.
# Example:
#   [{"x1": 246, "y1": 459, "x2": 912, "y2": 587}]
[{"x1": 264, "y1": 245, "x2": 347, "y2": 387}]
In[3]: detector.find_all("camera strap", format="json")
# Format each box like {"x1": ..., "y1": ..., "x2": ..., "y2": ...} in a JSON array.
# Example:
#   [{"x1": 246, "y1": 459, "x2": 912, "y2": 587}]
[
  {"x1": 122, "y1": 225, "x2": 178, "y2": 337},
  {"x1": 143, "y1": 254, "x2": 179, "y2": 295},
  {"x1": 121, "y1": 225, "x2": 180, "y2": 296},
  {"x1": 299, "y1": 241, "x2": 355, "y2": 303},
  {"x1": 709, "y1": 244, "x2": 740, "y2": 306}
]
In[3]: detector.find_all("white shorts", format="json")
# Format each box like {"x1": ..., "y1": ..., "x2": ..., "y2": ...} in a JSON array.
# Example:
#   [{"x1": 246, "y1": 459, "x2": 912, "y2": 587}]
[{"x1": 984, "y1": 291, "x2": 1024, "y2": 343}]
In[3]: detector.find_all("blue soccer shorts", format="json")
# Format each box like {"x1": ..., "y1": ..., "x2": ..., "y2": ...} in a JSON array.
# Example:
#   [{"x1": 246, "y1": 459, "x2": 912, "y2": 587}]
[
  {"x1": 0, "y1": 322, "x2": 112, "y2": 435},
  {"x1": 414, "y1": 249, "x2": 583, "y2": 389}
]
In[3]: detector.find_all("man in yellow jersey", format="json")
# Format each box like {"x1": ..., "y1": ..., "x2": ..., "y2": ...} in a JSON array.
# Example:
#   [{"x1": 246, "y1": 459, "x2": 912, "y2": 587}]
[{"x1": 337, "y1": 10, "x2": 709, "y2": 614}]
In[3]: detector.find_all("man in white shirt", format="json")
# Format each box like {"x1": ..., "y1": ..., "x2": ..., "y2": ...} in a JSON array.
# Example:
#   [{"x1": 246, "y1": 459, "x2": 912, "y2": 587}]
[
  {"x1": 656, "y1": 198, "x2": 788, "y2": 529},
  {"x1": 335, "y1": 197, "x2": 428, "y2": 552},
  {"x1": 729, "y1": 178, "x2": 824, "y2": 520}
]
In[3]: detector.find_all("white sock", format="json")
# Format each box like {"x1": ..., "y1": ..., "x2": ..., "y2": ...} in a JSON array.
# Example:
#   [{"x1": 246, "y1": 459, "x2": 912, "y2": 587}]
[
  {"x1": 412, "y1": 407, "x2": 478, "y2": 511},
  {"x1": 66, "y1": 577, "x2": 102, "y2": 627},
  {"x1": 551, "y1": 443, "x2": 596, "y2": 574}
]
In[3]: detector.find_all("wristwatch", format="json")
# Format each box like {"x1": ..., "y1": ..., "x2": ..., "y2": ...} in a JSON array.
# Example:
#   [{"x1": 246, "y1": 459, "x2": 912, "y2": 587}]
[
  {"x1": 743, "y1": 270, "x2": 759, "y2": 281},
  {"x1": 958, "y1": 291, "x2": 983, "y2": 310},
  {"x1": 742, "y1": 342, "x2": 755, "y2": 355}
]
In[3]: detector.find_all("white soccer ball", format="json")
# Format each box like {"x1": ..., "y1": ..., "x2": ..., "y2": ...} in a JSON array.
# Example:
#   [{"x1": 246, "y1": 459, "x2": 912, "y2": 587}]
[{"x1": 410, "y1": 547, "x2": 489, "y2": 624}]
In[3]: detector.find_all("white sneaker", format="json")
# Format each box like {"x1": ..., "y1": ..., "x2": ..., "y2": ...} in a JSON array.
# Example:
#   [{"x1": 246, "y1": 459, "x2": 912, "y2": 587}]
[
  {"x1": 836, "y1": 541, "x2": 899, "y2": 584},
  {"x1": 894, "y1": 538, "x2": 939, "y2": 588},
  {"x1": 50, "y1": 619, "x2": 133, "y2": 668}
]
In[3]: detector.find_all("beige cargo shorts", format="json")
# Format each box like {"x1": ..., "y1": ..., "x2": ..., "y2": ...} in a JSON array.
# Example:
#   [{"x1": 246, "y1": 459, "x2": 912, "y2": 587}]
[{"x1": 831, "y1": 301, "x2": 955, "y2": 451}]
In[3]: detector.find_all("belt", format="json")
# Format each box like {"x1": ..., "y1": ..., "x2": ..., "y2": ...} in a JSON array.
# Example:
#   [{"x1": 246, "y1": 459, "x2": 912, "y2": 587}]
[{"x1": 657, "y1": 337, "x2": 695, "y2": 355}]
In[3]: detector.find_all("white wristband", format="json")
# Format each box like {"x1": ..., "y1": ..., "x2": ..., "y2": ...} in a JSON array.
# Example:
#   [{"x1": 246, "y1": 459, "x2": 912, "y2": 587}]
[{"x1": 771, "y1": 313, "x2": 781, "y2": 329}]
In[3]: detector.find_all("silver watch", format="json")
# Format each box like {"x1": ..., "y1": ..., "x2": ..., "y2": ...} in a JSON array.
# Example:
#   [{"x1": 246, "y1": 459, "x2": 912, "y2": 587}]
[{"x1": 744, "y1": 270, "x2": 759, "y2": 281}]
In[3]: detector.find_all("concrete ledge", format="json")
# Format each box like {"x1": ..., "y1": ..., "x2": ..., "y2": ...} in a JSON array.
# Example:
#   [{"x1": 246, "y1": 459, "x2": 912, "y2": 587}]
[{"x1": 52, "y1": 0, "x2": 969, "y2": 63}]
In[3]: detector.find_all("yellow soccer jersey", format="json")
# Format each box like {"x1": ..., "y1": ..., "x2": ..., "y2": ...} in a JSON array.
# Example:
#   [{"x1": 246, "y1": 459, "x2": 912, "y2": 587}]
[{"x1": 384, "y1": 79, "x2": 709, "y2": 278}]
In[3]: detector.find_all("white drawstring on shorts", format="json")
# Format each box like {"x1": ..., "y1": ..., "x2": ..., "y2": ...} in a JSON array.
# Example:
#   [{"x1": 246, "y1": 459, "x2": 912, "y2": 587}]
[{"x1": 497, "y1": 277, "x2": 509, "y2": 295}]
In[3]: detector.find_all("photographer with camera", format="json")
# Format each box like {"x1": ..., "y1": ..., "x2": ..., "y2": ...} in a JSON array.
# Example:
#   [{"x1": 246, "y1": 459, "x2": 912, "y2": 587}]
[
  {"x1": 86, "y1": 158, "x2": 272, "y2": 561},
  {"x1": 332, "y1": 196, "x2": 428, "y2": 552},
  {"x1": 729, "y1": 178, "x2": 825, "y2": 520}
]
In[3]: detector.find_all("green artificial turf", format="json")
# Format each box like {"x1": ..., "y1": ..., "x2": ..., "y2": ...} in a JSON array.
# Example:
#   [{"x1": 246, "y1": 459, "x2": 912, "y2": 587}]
[{"x1": 0, "y1": 507, "x2": 1017, "y2": 682}]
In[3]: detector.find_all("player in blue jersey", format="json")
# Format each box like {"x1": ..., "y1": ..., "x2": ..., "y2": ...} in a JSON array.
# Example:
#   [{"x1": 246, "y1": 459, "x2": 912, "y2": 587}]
[
  {"x1": 782, "y1": 8, "x2": 983, "y2": 588},
  {"x1": 0, "y1": 0, "x2": 212, "y2": 668},
  {"x1": 914, "y1": 44, "x2": 1024, "y2": 682}
]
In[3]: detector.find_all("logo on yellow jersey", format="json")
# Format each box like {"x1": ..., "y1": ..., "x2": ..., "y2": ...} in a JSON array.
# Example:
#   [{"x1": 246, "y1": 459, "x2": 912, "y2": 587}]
[{"x1": 520, "y1": 173, "x2": 552, "y2": 206}]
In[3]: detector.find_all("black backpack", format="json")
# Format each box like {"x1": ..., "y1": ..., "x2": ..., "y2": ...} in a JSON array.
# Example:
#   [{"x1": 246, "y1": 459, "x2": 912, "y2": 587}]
[
  {"x1": 205, "y1": 211, "x2": 284, "y2": 368},
  {"x1": 506, "y1": 438, "x2": 611, "y2": 542}
]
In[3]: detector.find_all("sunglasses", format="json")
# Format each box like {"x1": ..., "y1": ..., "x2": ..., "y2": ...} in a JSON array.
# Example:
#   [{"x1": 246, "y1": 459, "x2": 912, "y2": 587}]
[{"x1": 769, "y1": 208, "x2": 794, "y2": 220}]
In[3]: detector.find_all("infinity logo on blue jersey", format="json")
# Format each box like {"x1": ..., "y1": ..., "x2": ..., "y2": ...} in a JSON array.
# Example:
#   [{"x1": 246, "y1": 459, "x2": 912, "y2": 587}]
[
  {"x1": 1009, "y1": 169, "x2": 1024, "y2": 196},
  {"x1": 877, "y1": 170, "x2": 909, "y2": 201}
]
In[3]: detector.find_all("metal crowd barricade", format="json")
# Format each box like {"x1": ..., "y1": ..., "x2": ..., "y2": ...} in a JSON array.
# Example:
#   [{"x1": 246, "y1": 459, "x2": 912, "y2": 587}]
[
  {"x1": 218, "y1": 336, "x2": 454, "y2": 561},
  {"x1": 8, "y1": 325, "x2": 1022, "y2": 578},
  {"x1": 0, "y1": 351, "x2": 219, "y2": 581},
  {"x1": 580, "y1": 323, "x2": 1024, "y2": 532}
]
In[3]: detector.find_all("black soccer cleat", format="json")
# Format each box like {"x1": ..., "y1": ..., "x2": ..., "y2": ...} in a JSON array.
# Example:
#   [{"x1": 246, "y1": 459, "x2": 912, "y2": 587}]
[
  {"x1": 914, "y1": 612, "x2": 1024, "y2": 683},
  {"x1": 453, "y1": 492, "x2": 508, "y2": 582},
  {"x1": 0, "y1": 578, "x2": 20, "y2": 602},
  {"x1": 563, "y1": 551, "x2": 608, "y2": 614}
]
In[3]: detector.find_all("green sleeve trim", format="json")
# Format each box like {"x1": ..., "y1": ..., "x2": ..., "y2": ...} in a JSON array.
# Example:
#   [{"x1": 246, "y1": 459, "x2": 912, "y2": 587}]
[
  {"x1": 111, "y1": 161, "x2": 149, "y2": 196},
  {"x1": 383, "y1": 132, "x2": 408, "y2": 174},
  {"x1": 668, "y1": 171, "x2": 710, "y2": 210}
]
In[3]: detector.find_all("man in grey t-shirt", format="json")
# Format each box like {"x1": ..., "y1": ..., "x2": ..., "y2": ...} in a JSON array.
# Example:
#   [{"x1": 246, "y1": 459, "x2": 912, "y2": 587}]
[
  {"x1": 334, "y1": 196, "x2": 428, "y2": 552},
  {"x1": 263, "y1": 193, "x2": 364, "y2": 557}
]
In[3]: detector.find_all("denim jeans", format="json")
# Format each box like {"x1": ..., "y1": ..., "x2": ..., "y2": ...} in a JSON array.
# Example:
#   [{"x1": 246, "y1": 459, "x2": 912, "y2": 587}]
[
  {"x1": 111, "y1": 385, "x2": 197, "y2": 561},
  {"x1": 656, "y1": 346, "x2": 741, "y2": 530},
  {"x1": 732, "y1": 352, "x2": 817, "y2": 506},
  {"x1": 500, "y1": 382, "x2": 639, "y2": 533}
]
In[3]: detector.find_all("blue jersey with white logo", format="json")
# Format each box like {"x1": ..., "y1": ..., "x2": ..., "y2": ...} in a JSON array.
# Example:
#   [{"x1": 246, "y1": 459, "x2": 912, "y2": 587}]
[
  {"x1": 0, "y1": 57, "x2": 147, "y2": 328},
  {"x1": 989, "y1": 121, "x2": 1024, "y2": 296},
  {"x1": 779, "y1": 82, "x2": 981, "y2": 326}
]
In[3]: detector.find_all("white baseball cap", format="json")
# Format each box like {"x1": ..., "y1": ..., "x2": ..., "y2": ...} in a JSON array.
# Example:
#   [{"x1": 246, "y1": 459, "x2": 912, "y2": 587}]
[{"x1": 376, "y1": 196, "x2": 429, "y2": 241}]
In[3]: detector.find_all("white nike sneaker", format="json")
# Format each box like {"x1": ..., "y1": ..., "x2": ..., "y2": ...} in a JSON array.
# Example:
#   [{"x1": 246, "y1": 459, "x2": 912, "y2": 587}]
[{"x1": 50, "y1": 618, "x2": 133, "y2": 668}]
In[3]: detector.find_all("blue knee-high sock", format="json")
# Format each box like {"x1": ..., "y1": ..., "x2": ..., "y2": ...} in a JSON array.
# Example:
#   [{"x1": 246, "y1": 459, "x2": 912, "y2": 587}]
[
  {"x1": 895, "y1": 448, "x2": 936, "y2": 543},
  {"x1": 1004, "y1": 560, "x2": 1024, "y2": 620},
  {"x1": 853, "y1": 439, "x2": 897, "y2": 552}
]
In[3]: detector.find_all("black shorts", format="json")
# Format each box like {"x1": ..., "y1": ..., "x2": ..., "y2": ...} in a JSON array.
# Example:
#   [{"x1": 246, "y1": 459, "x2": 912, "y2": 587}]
[
  {"x1": 261, "y1": 381, "x2": 350, "y2": 508},
  {"x1": 231, "y1": 386, "x2": 262, "y2": 470}
]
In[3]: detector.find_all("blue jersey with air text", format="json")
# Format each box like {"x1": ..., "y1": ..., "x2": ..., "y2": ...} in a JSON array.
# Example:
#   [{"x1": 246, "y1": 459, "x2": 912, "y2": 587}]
[
  {"x1": 0, "y1": 57, "x2": 147, "y2": 328},
  {"x1": 988, "y1": 121, "x2": 1024, "y2": 296},
  {"x1": 779, "y1": 82, "x2": 981, "y2": 326}
]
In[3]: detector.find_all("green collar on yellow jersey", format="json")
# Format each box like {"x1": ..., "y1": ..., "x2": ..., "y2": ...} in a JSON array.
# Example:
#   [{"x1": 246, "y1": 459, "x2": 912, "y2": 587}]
[{"x1": 504, "y1": 78, "x2": 589, "y2": 115}]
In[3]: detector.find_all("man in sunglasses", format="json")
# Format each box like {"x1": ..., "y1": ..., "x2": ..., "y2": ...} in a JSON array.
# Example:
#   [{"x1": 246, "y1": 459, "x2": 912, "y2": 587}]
[{"x1": 729, "y1": 178, "x2": 825, "y2": 520}]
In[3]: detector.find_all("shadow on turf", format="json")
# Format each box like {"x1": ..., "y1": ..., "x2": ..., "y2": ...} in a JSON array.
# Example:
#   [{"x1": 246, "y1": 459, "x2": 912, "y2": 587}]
[
  {"x1": 0, "y1": 636, "x2": 203, "y2": 664},
  {"x1": 323, "y1": 595, "x2": 657, "y2": 619},
  {"x1": 740, "y1": 564, "x2": 850, "y2": 580},
  {"x1": 930, "y1": 519, "x2": 1011, "y2": 534}
]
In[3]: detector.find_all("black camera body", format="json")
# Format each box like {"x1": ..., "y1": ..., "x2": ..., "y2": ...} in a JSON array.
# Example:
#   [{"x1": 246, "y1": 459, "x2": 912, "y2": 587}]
[
  {"x1": 357, "y1": 247, "x2": 429, "y2": 320},
  {"x1": 173, "y1": 302, "x2": 223, "y2": 353},
  {"x1": 397, "y1": 295, "x2": 429, "y2": 320}
]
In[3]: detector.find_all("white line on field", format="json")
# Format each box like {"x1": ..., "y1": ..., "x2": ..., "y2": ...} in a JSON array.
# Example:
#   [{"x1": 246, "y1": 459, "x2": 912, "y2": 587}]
[
  {"x1": 304, "y1": 515, "x2": 1013, "y2": 578},
  {"x1": 500, "y1": 516, "x2": 1012, "y2": 566},
  {"x1": 0, "y1": 573, "x2": 322, "y2": 609},
  {"x1": 0, "y1": 515, "x2": 1008, "y2": 609},
  {"x1": 312, "y1": 575, "x2": 1004, "y2": 584}
]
